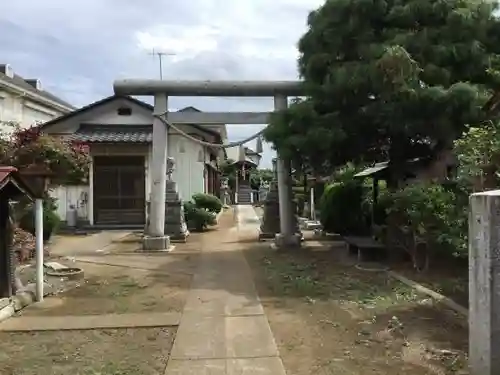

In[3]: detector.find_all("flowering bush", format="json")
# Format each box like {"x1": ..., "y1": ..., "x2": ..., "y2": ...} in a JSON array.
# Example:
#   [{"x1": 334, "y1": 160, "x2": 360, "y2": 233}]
[{"x1": 0, "y1": 122, "x2": 90, "y2": 184}]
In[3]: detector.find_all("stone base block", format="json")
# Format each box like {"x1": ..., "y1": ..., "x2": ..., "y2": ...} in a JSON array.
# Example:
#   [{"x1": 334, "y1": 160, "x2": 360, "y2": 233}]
[
  {"x1": 258, "y1": 231, "x2": 277, "y2": 241},
  {"x1": 169, "y1": 231, "x2": 190, "y2": 243},
  {"x1": 274, "y1": 233, "x2": 302, "y2": 249},
  {"x1": 142, "y1": 235, "x2": 172, "y2": 251},
  {"x1": 304, "y1": 220, "x2": 323, "y2": 230}
]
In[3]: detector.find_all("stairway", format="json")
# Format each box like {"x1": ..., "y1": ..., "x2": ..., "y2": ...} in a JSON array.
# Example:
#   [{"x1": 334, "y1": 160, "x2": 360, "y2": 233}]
[{"x1": 236, "y1": 183, "x2": 253, "y2": 205}]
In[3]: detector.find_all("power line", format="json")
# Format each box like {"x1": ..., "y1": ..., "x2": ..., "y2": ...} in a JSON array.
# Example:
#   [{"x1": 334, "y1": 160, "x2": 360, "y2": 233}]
[{"x1": 149, "y1": 49, "x2": 175, "y2": 80}]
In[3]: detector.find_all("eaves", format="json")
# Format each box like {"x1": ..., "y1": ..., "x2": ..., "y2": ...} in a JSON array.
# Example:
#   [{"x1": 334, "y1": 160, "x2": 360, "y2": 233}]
[{"x1": 0, "y1": 77, "x2": 74, "y2": 114}]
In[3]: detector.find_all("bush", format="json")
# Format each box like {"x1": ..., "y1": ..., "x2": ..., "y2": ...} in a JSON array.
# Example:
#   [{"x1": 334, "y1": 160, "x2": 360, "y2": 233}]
[
  {"x1": 382, "y1": 182, "x2": 467, "y2": 259},
  {"x1": 19, "y1": 200, "x2": 61, "y2": 243},
  {"x1": 192, "y1": 193, "x2": 223, "y2": 213},
  {"x1": 184, "y1": 201, "x2": 216, "y2": 232},
  {"x1": 319, "y1": 179, "x2": 370, "y2": 235}
]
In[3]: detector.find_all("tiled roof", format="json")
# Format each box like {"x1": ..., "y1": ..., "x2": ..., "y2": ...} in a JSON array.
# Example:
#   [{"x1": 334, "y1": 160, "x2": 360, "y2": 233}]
[
  {"x1": 0, "y1": 166, "x2": 35, "y2": 197},
  {"x1": 0, "y1": 65, "x2": 75, "y2": 110},
  {"x1": 68, "y1": 124, "x2": 153, "y2": 143},
  {"x1": 40, "y1": 96, "x2": 224, "y2": 143}
]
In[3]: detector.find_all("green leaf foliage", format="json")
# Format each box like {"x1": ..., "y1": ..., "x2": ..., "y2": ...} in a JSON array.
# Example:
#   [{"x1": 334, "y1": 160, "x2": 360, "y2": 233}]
[
  {"x1": 192, "y1": 193, "x2": 223, "y2": 213},
  {"x1": 264, "y1": 0, "x2": 500, "y2": 173},
  {"x1": 380, "y1": 182, "x2": 468, "y2": 258},
  {"x1": 454, "y1": 122, "x2": 500, "y2": 188},
  {"x1": 319, "y1": 167, "x2": 372, "y2": 235}
]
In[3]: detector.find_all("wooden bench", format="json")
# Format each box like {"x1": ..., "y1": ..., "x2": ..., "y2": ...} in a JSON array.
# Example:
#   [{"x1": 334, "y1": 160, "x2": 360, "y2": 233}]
[{"x1": 343, "y1": 236, "x2": 386, "y2": 262}]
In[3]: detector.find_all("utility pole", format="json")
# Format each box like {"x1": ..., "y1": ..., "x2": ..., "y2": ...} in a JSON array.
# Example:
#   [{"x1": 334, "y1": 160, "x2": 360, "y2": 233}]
[{"x1": 149, "y1": 49, "x2": 175, "y2": 80}]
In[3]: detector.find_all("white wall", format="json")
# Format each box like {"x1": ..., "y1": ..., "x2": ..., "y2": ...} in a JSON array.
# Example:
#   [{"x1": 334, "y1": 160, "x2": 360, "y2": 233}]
[
  {"x1": 0, "y1": 87, "x2": 69, "y2": 129},
  {"x1": 43, "y1": 97, "x2": 154, "y2": 133},
  {"x1": 50, "y1": 185, "x2": 89, "y2": 222},
  {"x1": 143, "y1": 136, "x2": 206, "y2": 203},
  {"x1": 168, "y1": 134, "x2": 206, "y2": 201},
  {"x1": 44, "y1": 96, "x2": 219, "y2": 222}
]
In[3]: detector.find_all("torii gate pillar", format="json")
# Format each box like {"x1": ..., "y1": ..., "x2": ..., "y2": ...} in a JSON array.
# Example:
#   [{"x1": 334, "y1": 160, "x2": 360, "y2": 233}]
[{"x1": 113, "y1": 79, "x2": 304, "y2": 249}]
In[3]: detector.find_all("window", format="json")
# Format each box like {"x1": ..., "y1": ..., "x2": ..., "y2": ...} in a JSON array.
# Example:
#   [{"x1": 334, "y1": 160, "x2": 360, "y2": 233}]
[{"x1": 117, "y1": 106, "x2": 132, "y2": 116}]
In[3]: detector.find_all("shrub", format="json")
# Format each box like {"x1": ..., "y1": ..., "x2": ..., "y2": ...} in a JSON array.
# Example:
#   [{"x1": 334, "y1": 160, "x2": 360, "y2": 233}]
[
  {"x1": 319, "y1": 179, "x2": 370, "y2": 235},
  {"x1": 183, "y1": 201, "x2": 216, "y2": 232},
  {"x1": 19, "y1": 200, "x2": 61, "y2": 243},
  {"x1": 192, "y1": 193, "x2": 223, "y2": 213},
  {"x1": 382, "y1": 182, "x2": 467, "y2": 259}
]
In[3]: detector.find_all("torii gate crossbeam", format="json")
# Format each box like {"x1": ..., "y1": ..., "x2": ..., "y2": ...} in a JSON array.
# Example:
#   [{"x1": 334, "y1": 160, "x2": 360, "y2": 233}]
[{"x1": 113, "y1": 79, "x2": 305, "y2": 250}]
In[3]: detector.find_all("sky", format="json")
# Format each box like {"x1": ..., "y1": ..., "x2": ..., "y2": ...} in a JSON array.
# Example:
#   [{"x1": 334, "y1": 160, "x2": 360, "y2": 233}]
[{"x1": 0, "y1": 0, "x2": 324, "y2": 168}]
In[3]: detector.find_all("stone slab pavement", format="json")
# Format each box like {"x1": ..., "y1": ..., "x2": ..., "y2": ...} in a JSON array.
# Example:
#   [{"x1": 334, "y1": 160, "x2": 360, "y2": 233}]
[
  {"x1": 0, "y1": 312, "x2": 181, "y2": 331},
  {"x1": 49, "y1": 230, "x2": 131, "y2": 257},
  {"x1": 164, "y1": 206, "x2": 286, "y2": 375}
]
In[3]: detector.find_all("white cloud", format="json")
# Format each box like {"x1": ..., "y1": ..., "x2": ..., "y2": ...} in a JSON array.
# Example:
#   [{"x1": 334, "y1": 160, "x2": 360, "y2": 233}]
[
  {"x1": 136, "y1": 25, "x2": 220, "y2": 60},
  {"x1": 0, "y1": 0, "x2": 325, "y2": 168}
]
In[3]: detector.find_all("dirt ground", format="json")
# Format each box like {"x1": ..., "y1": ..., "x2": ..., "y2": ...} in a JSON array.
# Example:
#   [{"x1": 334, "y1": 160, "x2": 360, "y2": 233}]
[
  {"x1": 0, "y1": 327, "x2": 176, "y2": 375},
  {"x1": 19, "y1": 246, "x2": 199, "y2": 317},
  {"x1": 390, "y1": 262, "x2": 468, "y2": 308},
  {"x1": 0, "y1": 209, "x2": 471, "y2": 374},
  {"x1": 0, "y1": 212, "x2": 235, "y2": 375},
  {"x1": 244, "y1": 243, "x2": 469, "y2": 375}
]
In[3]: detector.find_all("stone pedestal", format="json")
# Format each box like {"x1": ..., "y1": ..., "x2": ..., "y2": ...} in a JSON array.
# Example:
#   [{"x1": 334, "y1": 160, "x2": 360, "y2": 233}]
[
  {"x1": 259, "y1": 181, "x2": 301, "y2": 241},
  {"x1": 259, "y1": 181, "x2": 280, "y2": 240},
  {"x1": 274, "y1": 233, "x2": 302, "y2": 249},
  {"x1": 259, "y1": 186, "x2": 269, "y2": 202},
  {"x1": 164, "y1": 180, "x2": 189, "y2": 242},
  {"x1": 142, "y1": 235, "x2": 171, "y2": 251}
]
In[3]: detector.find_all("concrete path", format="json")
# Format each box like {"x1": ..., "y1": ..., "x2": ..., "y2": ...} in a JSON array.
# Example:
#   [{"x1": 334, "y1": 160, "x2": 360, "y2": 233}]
[
  {"x1": 49, "y1": 230, "x2": 131, "y2": 257},
  {"x1": 0, "y1": 312, "x2": 180, "y2": 331},
  {"x1": 165, "y1": 206, "x2": 286, "y2": 375}
]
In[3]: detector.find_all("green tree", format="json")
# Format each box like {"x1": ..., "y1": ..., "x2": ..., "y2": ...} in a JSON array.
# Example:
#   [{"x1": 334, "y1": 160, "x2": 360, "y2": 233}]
[
  {"x1": 454, "y1": 121, "x2": 500, "y2": 190},
  {"x1": 219, "y1": 158, "x2": 273, "y2": 190},
  {"x1": 264, "y1": 0, "x2": 500, "y2": 177},
  {"x1": 249, "y1": 168, "x2": 273, "y2": 189},
  {"x1": 219, "y1": 159, "x2": 238, "y2": 190}
]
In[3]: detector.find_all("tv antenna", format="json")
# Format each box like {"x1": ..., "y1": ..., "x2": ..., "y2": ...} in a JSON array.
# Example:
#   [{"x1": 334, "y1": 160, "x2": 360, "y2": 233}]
[{"x1": 149, "y1": 49, "x2": 175, "y2": 80}]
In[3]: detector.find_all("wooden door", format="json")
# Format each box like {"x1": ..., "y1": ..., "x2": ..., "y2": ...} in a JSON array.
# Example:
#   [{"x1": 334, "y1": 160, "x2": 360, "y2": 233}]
[{"x1": 93, "y1": 155, "x2": 145, "y2": 225}]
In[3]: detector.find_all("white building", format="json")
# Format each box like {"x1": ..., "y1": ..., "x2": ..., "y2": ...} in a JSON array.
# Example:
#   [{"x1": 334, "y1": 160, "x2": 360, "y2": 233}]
[
  {"x1": 41, "y1": 95, "x2": 227, "y2": 228},
  {"x1": 0, "y1": 64, "x2": 75, "y2": 127}
]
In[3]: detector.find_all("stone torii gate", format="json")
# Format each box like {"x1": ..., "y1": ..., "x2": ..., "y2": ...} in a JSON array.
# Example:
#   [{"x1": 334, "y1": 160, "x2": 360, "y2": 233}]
[{"x1": 113, "y1": 79, "x2": 304, "y2": 251}]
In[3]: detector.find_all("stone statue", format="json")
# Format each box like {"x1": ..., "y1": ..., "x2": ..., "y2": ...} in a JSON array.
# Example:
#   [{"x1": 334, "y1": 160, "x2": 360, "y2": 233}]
[
  {"x1": 166, "y1": 157, "x2": 175, "y2": 180},
  {"x1": 163, "y1": 157, "x2": 189, "y2": 242},
  {"x1": 220, "y1": 177, "x2": 230, "y2": 205}
]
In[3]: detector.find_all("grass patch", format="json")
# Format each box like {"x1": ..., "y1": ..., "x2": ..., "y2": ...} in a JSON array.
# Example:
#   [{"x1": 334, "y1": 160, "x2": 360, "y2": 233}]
[
  {"x1": 258, "y1": 251, "x2": 421, "y2": 311},
  {"x1": 245, "y1": 245, "x2": 469, "y2": 375}
]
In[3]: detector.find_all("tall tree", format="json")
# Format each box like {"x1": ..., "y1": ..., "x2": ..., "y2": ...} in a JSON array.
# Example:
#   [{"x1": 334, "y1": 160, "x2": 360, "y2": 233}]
[{"x1": 265, "y1": 0, "x2": 500, "y2": 177}]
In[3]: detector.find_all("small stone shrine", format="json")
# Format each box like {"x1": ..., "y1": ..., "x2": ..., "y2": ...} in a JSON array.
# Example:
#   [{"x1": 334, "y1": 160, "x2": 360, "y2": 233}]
[{"x1": 164, "y1": 157, "x2": 189, "y2": 242}]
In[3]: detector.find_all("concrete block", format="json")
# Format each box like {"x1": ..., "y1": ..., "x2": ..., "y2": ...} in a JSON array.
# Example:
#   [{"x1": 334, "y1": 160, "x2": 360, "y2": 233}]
[
  {"x1": 141, "y1": 235, "x2": 171, "y2": 251},
  {"x1": 274, "y1": 233, "x2": 302, "y2": 249}
]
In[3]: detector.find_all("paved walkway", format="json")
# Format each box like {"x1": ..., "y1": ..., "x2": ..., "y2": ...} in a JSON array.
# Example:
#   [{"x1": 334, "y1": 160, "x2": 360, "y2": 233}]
[
  {"x1": 0, "y1": 312, "x2": 180, "y2": 331},
  {"x1": 165, "y1": 206, "x2": 286, "y2": 374},
  {"x1": 49, "y1": 230, "x2": 131, "y2": 257}
]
